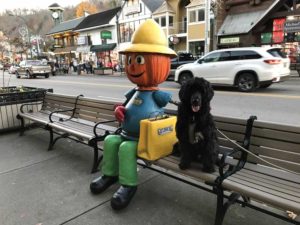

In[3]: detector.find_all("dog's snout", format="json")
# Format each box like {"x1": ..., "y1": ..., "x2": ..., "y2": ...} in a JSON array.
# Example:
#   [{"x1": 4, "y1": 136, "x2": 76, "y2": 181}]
[{"x1": 192, "y1": 98, "x2": 200, "y2": 106}]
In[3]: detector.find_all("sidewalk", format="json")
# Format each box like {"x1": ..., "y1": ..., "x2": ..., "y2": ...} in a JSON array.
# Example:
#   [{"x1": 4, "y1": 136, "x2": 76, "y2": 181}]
[{"x1": 0, "y1": 128, "x2": 291, "y2": 225}]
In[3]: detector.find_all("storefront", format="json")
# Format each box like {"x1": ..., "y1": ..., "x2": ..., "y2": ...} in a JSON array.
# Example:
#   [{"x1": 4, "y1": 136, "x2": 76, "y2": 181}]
[{"x1": 90, "y1": 43, "x2": 117, "y2": 68}]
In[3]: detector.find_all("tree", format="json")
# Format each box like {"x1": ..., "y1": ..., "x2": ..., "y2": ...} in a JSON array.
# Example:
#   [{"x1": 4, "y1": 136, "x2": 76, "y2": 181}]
[{"x1": 75, "y1": 1, "x2": 98, "y2": 17}]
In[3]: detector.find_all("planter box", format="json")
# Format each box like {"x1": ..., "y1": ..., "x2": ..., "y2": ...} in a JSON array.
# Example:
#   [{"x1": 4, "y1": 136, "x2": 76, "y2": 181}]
[{"x1": 0, "y1": 86, "x2": 52, "y2": 132}]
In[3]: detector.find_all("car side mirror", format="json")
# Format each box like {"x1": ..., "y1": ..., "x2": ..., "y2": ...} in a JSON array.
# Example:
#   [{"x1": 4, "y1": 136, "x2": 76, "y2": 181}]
[{"x1": 198, "y1": 59, "x2": 203, "y2": 64}]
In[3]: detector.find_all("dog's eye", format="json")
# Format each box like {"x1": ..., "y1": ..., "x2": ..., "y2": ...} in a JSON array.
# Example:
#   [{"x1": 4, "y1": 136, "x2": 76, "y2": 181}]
[
  {"x1": 127, "y1": 56, "x2": 132, "y2": 65},
  {"x1": 135, "y1": 55, "x2": 145, "y2": 64}
]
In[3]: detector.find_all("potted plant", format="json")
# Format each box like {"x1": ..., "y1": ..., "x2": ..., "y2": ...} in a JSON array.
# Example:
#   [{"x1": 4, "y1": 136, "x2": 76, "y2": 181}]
[{"x1": 0, "y1": 86, "x2": 52, "y2": 132}]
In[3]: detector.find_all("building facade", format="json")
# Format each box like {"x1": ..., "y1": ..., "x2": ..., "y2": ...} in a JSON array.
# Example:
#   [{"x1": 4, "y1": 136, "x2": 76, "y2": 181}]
[{"x1": 217, "y1": 0, "x2": 300, "y2": 63}]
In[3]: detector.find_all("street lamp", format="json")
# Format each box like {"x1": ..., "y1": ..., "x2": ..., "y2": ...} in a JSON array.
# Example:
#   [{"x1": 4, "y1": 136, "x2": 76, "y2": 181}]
[{"x1": 8, "y1": 12, "x2": 33, "y2": 59}]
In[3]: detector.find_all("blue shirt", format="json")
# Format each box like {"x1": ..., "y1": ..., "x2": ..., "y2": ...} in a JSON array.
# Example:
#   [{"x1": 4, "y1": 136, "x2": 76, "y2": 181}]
[{"x1": 121, "y1": 89, "x2": 172, "y2": 140}]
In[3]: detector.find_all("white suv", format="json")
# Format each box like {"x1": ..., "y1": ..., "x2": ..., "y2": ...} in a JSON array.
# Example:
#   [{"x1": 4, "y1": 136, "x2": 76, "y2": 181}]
[{"x1": 174, "y1": 47, "x2": 290, "y2": 92}]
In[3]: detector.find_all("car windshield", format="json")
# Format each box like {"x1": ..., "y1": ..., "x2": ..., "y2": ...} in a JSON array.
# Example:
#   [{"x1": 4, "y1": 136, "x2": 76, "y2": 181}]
[
  {"x1": 267, "y1": 48, "x2": 287, "y2": 58},
  {"x1": 27, "y1": 60, "x2": 43, "y2": 66}
]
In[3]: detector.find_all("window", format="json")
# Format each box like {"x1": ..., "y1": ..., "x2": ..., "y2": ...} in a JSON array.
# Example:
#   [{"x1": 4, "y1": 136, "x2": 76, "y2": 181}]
[
  {"x1": 189, "y1": 9, "x2": 205, "y2": 23},
  {"x1": 169, "y1": 16, "x2": 173, "y2": 26},
  {"x1": 230, "y1": 51, "x2": 262, "y2": 60},
  {"x1": 161, "y1": 17, "x2": 166, "y2": 27},
  {"x1": 219, "y1": 52, "x2": 231, "y2": 61},
  {"x1": 190, "y1": 11, "x2": 196, "y2": 23},
  {"x1": 198, "y1": 9, "x2": 205, "y2": 21},
  {"x1": 154, "y1": 18, "x2": 159, "y2": 24},
  {"x1": 202, "y1": 52, "x2": 221, "y2": 63}
]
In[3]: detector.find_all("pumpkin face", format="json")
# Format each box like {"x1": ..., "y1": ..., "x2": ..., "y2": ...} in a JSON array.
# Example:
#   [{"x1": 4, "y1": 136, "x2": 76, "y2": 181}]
[{"x1": 125, "y1": 53, "x2": 171, "y2": 90}]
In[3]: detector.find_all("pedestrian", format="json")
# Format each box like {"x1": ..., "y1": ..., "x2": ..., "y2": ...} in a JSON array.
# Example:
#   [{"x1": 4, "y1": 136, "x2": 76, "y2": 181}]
[{"x1": 73, "y1": 59, "x2": 78, "y2": 72}]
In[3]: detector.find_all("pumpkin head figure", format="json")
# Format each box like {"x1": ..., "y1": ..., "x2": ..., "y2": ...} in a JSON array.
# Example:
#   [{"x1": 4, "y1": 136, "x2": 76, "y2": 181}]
[
  {"x1": 125, "y1": 53, "x2": 171, "y2": 90},
  {"x1": 120, "y1": 19, "x2": 177, "y2": 90}
]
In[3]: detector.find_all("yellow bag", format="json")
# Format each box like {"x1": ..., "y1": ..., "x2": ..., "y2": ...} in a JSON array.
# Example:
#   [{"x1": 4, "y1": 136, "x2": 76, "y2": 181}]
[{"x1": 137, "y1": 115, "x2": 178, "y2": 161}]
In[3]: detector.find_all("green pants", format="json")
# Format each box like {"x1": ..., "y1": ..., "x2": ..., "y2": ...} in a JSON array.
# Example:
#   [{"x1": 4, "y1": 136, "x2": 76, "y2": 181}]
[{"x1": 102, "y1": 135, "x2": 138, "y2": 186}]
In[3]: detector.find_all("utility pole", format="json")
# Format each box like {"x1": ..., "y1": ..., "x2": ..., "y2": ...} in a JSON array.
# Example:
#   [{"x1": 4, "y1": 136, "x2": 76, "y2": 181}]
[{"x1": 204, "y1": 0, "x2": 211, "y2": 54}]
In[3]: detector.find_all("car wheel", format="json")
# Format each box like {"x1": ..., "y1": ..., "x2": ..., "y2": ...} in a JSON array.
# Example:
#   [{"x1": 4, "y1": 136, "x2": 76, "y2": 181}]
[
  {"x1": 260, "y1": 83, "x2": 272, "y2": 88},
  {"x1": 178, "y1": 72, "x2": 193, "y2": 85},
  {"x1": 45, "y1": 73, "x2": 49, "y2": 78},
  {"x1": 15, "y1": 71, "x2": 20, "y2": 78},
  {"x1": 237, "y1": 73, "x2": 257, "y2": 92}
]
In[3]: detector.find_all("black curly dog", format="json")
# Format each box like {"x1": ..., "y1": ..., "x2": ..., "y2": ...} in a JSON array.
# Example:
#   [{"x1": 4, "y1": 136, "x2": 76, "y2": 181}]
[{"x1": 175, "y1": 77, "x2": 218, "y2": 172}]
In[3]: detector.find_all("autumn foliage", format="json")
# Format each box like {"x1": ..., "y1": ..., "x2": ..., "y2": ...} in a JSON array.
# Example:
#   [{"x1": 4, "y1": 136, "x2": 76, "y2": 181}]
[{"x1": 76, "y1": 1, "x2": 98, "y2": 17}]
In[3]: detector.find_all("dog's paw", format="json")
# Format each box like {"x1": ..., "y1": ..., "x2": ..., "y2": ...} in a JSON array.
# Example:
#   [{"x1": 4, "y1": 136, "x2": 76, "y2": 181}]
[
  {"x1": 179, "y1": 161, "x2": 190, "y2": 170},
  {"x1": 202, "y1": 166, "x2": 215, "y2": 173}
]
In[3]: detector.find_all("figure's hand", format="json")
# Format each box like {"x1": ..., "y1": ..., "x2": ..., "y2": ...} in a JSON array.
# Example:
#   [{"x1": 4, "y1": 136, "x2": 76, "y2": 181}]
[{"x1": 115, "y1": 106, "x2": 126, "y2": 123}]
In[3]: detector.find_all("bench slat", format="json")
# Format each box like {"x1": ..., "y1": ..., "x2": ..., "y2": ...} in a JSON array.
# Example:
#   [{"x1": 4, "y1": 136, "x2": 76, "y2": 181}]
[
  {"x1": 222, "y1": 178, "x2": 300, "y2": 214},
  {"x1": 231, "y1": 173, "x2": 300, "y2": 198},
  {"x1": 252, "y1": 127, "x2": 300, "y2": 144},
  {"x1": 250, "y1": 136, "x2": 299, "y2": 154},
  {"x1": 236, "y1": 170, "x2": 300, "y2": 192},
  {"x1": 249, "y1": 145, "x2": 300, "y2": 165}
]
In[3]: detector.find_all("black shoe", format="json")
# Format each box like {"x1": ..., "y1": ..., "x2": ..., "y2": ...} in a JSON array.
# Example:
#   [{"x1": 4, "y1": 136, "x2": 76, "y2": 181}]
[
  {"x1": 110, "y1": 185, "x2": 137, "y2": 210},
  {"x1": 90, "y1": 175, "x2": 118, "y2": 194}
]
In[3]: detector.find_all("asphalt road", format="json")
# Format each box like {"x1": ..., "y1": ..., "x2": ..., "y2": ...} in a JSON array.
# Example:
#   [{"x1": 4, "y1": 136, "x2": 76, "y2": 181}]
[{"x1": 1, "y1": 70, "x2": 300, "y2": 126}]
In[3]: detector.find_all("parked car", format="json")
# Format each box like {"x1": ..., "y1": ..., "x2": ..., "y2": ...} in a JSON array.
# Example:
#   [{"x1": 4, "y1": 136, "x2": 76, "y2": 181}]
[
  {"x1": 15, "y1": 60, "x2": 51, "y2": 78},
  {"x1": 174, "y1": 47, "x2": 290, "y2": 92},
  {"x1": 8, "y1": 64, "x2": 20, "y2": 74},
  {"x1": 168, "y1": 52, "x2": 195, "y2": 80}
]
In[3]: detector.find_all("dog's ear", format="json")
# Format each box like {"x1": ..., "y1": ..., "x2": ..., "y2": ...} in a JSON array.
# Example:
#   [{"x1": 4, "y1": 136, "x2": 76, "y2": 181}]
[{"x1": 179, "y1": 81, "x2": 190, "y2": 102}]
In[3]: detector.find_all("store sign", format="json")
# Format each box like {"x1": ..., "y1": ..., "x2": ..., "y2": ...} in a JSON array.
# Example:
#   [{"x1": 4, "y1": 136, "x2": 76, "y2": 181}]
[
  {"x1": 284, "y1": 20, "x2": 300, "y2": 33},
  {"x1": 272, "y1": 18, "x2": 285, "y2": 44},
  {"x1": 124, "y1": 4, "x2": 140, "y2": 15},
  {"x1": 101, "y1": 30, "x2": 112, "y2": 39},
  {"x1": 261, "y1": 33, "x2": 272, "y2": 44},
  {"x1": 169, "y1": 35, "x2": 180, "y2": 44},
  {"x1": 272, "y1": 31, "x2": 284, "y2": 43},
  {"x1": 273, "y1": 18, "x2": 286, "y2": 31},
  {"x1": 220, "y1": 37, "x2": 240, "y2": 44},
  {"x1": 77, "y1": 36, "x2": 87, "y2": 45}
]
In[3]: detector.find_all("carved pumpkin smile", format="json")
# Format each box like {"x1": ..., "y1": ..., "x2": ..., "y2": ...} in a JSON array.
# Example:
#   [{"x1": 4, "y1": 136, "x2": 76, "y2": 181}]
[{"x1": 129, "y1": 71, "x2": 145, "y2": 78}]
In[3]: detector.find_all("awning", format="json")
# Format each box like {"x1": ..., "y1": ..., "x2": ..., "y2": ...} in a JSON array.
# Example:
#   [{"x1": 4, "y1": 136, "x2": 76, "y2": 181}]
[
  {"x1": 218, "y1": 0, "x2": 280, "y2": 36},
  {"x1": 90, "y1": 43, "x2": 117, "y2": 52},
  {"x1": 76, "y1": 45, "x2": 91, "y2": 53},
  {"x1": 53, "y1": 46, "x2": 77, "y2": 54}
]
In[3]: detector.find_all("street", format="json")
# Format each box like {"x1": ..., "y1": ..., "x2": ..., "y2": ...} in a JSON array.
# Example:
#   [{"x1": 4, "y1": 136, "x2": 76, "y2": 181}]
[{"x1": 1, "y1": 70, "x2": 300, "y2": 125}]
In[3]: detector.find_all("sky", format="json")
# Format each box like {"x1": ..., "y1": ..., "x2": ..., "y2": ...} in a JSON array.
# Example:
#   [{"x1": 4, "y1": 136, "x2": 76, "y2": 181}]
[{"x1": 0, "y1": 0, "x2": 84, "y2": 13}]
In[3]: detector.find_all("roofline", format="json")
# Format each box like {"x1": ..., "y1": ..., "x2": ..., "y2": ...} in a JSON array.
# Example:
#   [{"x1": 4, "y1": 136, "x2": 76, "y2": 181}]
[{"x1": 74, "y1": 24, "x2": 114, "y2": 32}]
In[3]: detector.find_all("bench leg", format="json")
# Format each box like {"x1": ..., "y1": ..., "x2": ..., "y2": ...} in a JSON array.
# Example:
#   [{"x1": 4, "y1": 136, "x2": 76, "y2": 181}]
[
  {"x1": 17, "y1": 115, "x2": 25, "y2": 136},
  {"x1": 214, "y1": 188, "x2": 240, "y2": 225},
  {"x1": 47, "y1": 126, "x2": 54, "y2": 151},
  {"x1": 91, "y1": 144, "x2": 101, "y2": 173}
]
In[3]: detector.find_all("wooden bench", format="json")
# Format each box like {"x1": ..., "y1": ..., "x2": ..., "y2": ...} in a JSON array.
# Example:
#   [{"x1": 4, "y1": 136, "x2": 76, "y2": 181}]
[
  {"x1": 17, "y1": 93, "x2": 119, "y2": 173},
  {"x1": 217, "y1": 120, "x2": 300, "y2": 225},
  {"x1": 18, "y1": 94, "x2": 300, "y2": 224},
  {"x1": 96, "y1": 107, "x2": 300, "y2": 224}
]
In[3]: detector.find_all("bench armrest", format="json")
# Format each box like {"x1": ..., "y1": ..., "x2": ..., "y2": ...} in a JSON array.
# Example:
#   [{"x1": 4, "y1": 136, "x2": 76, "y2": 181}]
[
  {"x1": 93, "y1": 120, "x2": 118, "y2": 137},
  {"x1": 20, "y1": 101, "x2": 43, "y2": 113},
  {"x1": 215, "y1": 115, "x2": 257, "y2": 186},
  {"x1": 49, "y1": 108, "x2": 75, "y2": 123},
  {"x1": 49, "y1": 94, "x2": 84, "y2": 123}
]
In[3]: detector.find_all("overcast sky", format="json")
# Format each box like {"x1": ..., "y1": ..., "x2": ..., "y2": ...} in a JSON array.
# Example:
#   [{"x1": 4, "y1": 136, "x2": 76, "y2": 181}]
[{"x1": 0, "y1": 0, "x2": 83, "y2": 13}]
